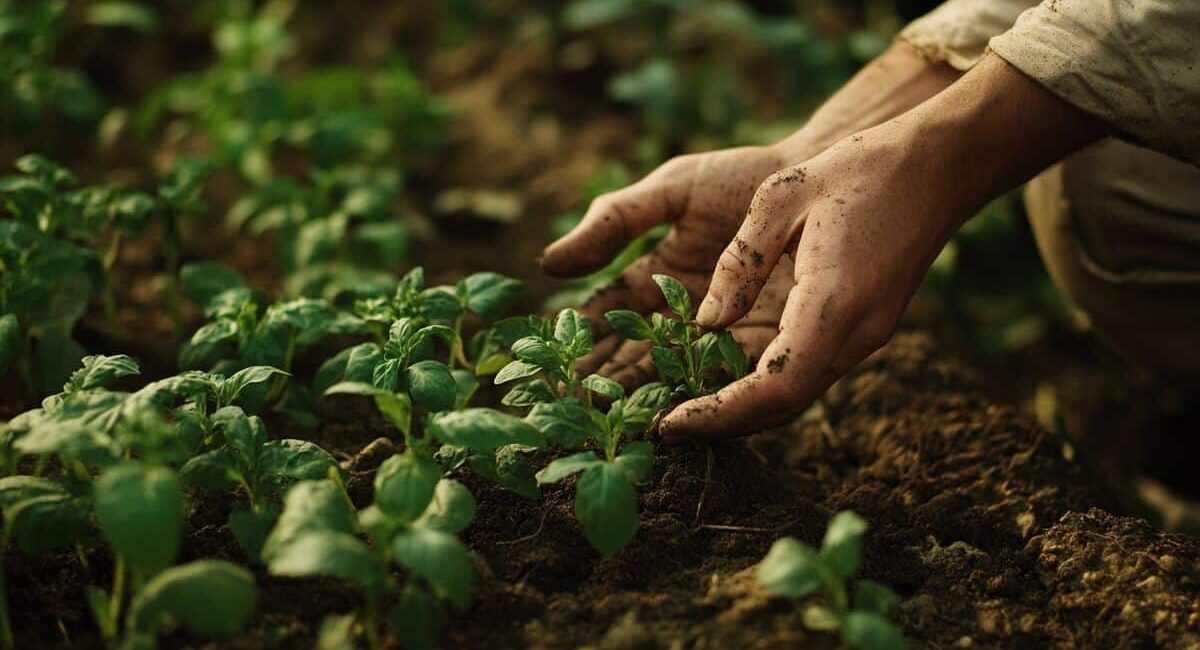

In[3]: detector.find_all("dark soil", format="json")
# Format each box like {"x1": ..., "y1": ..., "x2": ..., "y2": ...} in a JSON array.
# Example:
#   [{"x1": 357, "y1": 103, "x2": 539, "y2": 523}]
[{"x1": 10, "y1": 333, "x2": 1200, "y2": 649}]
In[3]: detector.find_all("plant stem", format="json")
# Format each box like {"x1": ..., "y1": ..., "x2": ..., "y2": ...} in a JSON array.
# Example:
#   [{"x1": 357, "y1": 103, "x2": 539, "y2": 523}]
[
  {"x1": 107, "y1": 555, "x2": 126, "y2": 645},
  {"x1": 102, "y1": 231, "x2": 122, "y2": 334},
  {"x1": 0, "y1": 528, "x2": 15, "y2": 650},
  {"x1": 363, "y1": 599, "x2": 383, "y2": 650}
]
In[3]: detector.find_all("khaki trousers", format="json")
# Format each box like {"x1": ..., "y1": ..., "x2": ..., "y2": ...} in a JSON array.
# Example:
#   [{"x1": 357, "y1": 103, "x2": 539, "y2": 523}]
[{"x1": 1025, "y1": 139, "x2": 1200, "y2": 378}]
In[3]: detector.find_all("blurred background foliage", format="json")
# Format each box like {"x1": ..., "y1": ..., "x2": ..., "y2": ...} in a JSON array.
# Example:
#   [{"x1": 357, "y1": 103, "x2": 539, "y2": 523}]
[{"x1": 0, "y1": 0, "x2": 1093, "y2": 392}]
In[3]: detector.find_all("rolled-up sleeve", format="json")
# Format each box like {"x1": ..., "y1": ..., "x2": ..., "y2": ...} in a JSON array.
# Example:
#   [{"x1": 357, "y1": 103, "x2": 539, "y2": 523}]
[
  {"x1": 989, "y1": 0, "x2": 1200, "y2": 165},
  {"x1": 900, "y1": 0, "x2": 1036, "y2": 71}
]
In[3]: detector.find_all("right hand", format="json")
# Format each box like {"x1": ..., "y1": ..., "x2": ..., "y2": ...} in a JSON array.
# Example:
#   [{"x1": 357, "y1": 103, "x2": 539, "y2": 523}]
[{"x1": 540, "y1": 145, "x2": 795, "y2": 388}]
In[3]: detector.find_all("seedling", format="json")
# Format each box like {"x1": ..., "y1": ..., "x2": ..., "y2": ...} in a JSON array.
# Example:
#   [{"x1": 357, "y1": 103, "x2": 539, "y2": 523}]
[
  {"x1": 605, "y1": 274, "x2": 748, "y2": 397},
  {"x1": 757, "y1": 511, "x2": 905, "y2": 650},
  {"x1": 488, "y1": 307, "x2": 671, "y2": 555},
  {"x1": 265, "y1": 474, "x2": 477, "y2": 650}
]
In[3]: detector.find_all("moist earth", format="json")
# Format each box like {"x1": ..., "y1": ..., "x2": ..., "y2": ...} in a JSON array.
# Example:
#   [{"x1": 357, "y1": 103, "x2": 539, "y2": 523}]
[{"x1": 9, "y1": 333, "x2": 1200, "y2": 649}]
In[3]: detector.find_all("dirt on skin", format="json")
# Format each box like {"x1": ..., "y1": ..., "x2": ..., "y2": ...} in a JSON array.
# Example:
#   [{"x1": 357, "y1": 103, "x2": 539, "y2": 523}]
[{"x1": 12, "y1": 333, "x2": 1200, "y2": 649}]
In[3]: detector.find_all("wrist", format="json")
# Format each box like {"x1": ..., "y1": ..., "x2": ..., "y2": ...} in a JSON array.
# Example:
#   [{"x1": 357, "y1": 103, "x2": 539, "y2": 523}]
[{"x1": 897, "y1": 53, "x2": 1107, "y2": 217}]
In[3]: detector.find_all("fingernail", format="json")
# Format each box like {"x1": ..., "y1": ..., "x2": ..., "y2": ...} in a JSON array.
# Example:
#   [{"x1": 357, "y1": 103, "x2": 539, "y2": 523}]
[{"x1": 696, "y1": 295, "x2": 722, "y2": 326}]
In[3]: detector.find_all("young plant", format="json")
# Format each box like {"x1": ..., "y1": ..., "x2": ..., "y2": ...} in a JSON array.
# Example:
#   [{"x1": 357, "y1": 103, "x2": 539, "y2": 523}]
[
  {"x1": 757, "y1": 511, "x2": 905, "y2": 650},
  {"x1": 178, "y1": 403, "x2": 339, "y2": 562},
  {"x1": 605, "y1": 274, "x2": 748, "y2": 397},
  {"x1": 264, "y1": 474, "x2": 477, "y2": 650},
  {"x1": 488, "y1": 307, "x2": 671, "y2": 555},
  {"x1": 0, "y1": 356, "x2": 261, "y2": 649}
]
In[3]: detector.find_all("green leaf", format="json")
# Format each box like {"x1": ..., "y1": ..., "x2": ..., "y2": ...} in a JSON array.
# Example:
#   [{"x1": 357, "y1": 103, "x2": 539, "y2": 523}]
[
  {"x1": 87, "y1": 2, "x2": 159, "y2": 33},
  {"x1": 221, "y1": 366, "x2": 287, "y2": 404},
  {"x1": 604, "y1": 310, "x2": 654, "y2": 341},
  {"x1": 376, "y1": 392, "x2": 413, "y2": 436},
  {"x1": 267, "y1": 531, "x2": 386, "y2": 588},
  {"x1": 511, "y1": 336, "x2": 558, "y2": 371},
  {"x1": 94, "y1": 463, "x2": 183, "y2": 579},
  {"x1": 461, "y1": 272, "x2": 522, "y2": 319},
  {"x1": 473, "y1": 352, "x2": 510, "y2": 377},
  {"x1": 652, "y1": 274, "x2": 692, "y2": 319},
  {"x1": 62, "y1": 354, "x2": 139, "y2": 395},
  {"x1": 650, "y1": 346, "x2": 685, "y2": 382},
  {"x1": 375, "y1": 454, "x2": 442, "y2": 522},
  {"x1": 229, "y1": 505, "x2": 278, "y2": 564},
  {"x1": 5, "y1": 494, "x2": 92, "y2": 555},
  {"x1": 717, "y1": 331, "x2": 749, "y2": 378},
  {"x1": 344, "y1": 343, "x2": 384, "y2": 383},
  {"x1": 178, "y1": 450, "x2": 238, "y2": 490},
  {"x1": 392, "y1": 528, "x2": 476, "y2": 611},
  {"x1": 613, "y1": 441, "x2": 653, "y2": 482},
  {"x1": 405, "y1": 360, "x2": 456, "y2": 413},
  {"x1": 554, "y1": 309, "x2": 593, "y2": 353},
  {"x1": 0, "y1": 314, "x2": 20, "y2": 375},
  {"x1": 391, "y1": 585, "x2": 444, "y2": 650},
  {"x1": 853, "y1": 580, "x2": 901, "y2": 616},
  {"x1": 821, "y1": 511, "x2": 867, "y2": 579},
  {"x1": 414, "y1": 479, "x2": 476, "y2": 534},
  {"x1": 128, "y1": 561, "x2": 257, "y2": 638},
  {"x1": 431, "y1": 409, "x2": 544, "y2": 453},
  {"x1": 698, "y1": 333, "x2": 723, "y2": 372},
  {"x1": 15, "y1": 422, "x2": 120, "y2": 467},
  {"x1": 525, "y1": 398, "x2": 593, "y2": 448},
  {"x1": 756, "y1": 537, "x2": 822, "y2": 598},
  {"x1": 264, "y1": 480, "x2": 357, "y2": 557},
  {"x1": 500, "y1": 380, "x2": 556, "y2": 407},
  {"x1": 843, "y1": 611, "x2": 906, "y2": 650},
  {"x1": 627, "y1": 382, "x2": 671, "y2": 411},
  {"x1": 494, "y1": 360, "x2": 541, "y2": 384},
  {"x1": 575, "y1": 463, "x2": 639, "y2": 556},
  {"x1": 259, "y1": 440, "x2": 338, "y2": 481},
  {"x1": 180, "y1": 262, "x2": 245, "y2": 310},
  {"x1": 535, "y1": 450, "x2": 602, "y2": 484},
  {"x1": 582, "y1": 374, "x2": 624, "y2": 400},
  {"x1": 495, "y1": 445, "x2": 539, "y2": 500}
]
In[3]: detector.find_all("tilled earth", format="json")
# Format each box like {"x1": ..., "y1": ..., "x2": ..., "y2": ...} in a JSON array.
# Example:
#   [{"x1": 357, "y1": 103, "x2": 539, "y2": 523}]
[{"x1": 10, "y1": 333, "x2": 1200, "y2": 649}]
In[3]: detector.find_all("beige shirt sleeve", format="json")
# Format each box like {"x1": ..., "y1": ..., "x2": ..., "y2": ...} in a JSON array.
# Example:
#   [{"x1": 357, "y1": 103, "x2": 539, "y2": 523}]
[
  {"x1": 899, "y1": 0, "x2": 1037, "y2": 71},
  {"x1": 989, "y1": 0, "x2": 1200, "y2": 165}
]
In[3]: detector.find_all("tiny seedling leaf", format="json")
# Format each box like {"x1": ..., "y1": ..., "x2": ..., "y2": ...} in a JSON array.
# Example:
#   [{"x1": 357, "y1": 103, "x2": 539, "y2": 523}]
[
  {"x1": 128, "y1": 560, "x2": 257, "y2": 638},
  {"x1": 431, "y1": 409, "x2": 544, "y2": 453},
  {"x1": 414, "y1": 479, "x2": 476, "y2": 534},
  {"x1": 604, "y1": 310, "x2": 654, "y2": 341},
  {"x1": 757, "y1": 537, "x2": 823, "y2": 599},
  {"x1": 821, "y1": 510, "x2": 867, "y2": 579},
  {"x1": 536, "y1": 451, "x2": 602, "y2": 484},
  {"x1": 575, "y1": 463, "x2": 639, "y2": 557},
  {"x1": 652, "y1": 274, "x2": 692, "y2": 319},
  {"x1": 94, "y1": 463, "x2": 184, "y2": 579},
  {"x1": 843, "y1": 611, "x2": 906, "y2": 650},
  {"x1": 375, "y1": 454, "x2": 442, "y2": 522},
  {"x1": 582, "y1": 374, "x2": 624, "y2": 400},
  {"x1": 393, "y1": 528, "x2": 476, "y2": 611}
]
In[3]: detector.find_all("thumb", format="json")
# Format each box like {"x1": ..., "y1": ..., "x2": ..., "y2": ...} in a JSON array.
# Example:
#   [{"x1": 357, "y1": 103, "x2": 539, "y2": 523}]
[
  {"x1": 695, "y1": 170, "x2": 805, "y2": 329},
  {"x1": 540, "y1": 173, "x2": 682, "y2": 278}
]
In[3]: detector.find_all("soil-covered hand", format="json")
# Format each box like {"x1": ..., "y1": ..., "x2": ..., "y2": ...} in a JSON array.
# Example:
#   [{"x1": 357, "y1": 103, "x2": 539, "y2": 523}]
[
  {"x1": 659, "y1": 53, "x2": 1107, "y2": 441},
  {"x1": 540, "y1": 145, "x2": 796, "y2": 388}
]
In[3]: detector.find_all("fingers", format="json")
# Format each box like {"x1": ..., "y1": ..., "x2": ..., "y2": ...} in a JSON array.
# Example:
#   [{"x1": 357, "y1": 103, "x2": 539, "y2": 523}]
[
  {"x1": 575, "y1": 333, "x2": 622, "y2": 376},
  {"x1": 661, "y1": 272, "x2": 863, "y2": 442},
  {"x1": 541, "y1": 169, "x2": 685, "y2": 278},
  {"x1": 596, "y1": 340, "x2": 656, "y2": 390},
  {"x1": 696, "y1": 168, "x2": 810, "y2": 329}
]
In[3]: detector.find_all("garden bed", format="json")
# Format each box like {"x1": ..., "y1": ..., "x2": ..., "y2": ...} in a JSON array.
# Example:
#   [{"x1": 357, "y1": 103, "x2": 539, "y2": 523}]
[{"x1": 10, "y1": 333, "x2": 1199, "y2": 649}]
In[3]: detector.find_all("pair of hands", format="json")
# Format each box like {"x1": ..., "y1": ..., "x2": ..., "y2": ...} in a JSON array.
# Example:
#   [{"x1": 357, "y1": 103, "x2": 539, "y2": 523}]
[{"x1": 541, "y1": 121, "x2": 960, "y2": 441}]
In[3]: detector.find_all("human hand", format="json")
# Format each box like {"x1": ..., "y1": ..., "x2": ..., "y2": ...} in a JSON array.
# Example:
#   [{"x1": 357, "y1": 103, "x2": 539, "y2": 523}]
[
  {"x1": 658, "y1": 53, "x2": 1107, "y2": 441},
  {"x1": 540, "y1": 145, "x2": 797, "y2": 388}
]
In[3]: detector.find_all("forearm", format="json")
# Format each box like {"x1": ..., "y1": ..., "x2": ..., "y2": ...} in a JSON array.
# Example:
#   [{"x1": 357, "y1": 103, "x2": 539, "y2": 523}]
[
  {"x1": 772, "y1": 40, "x2": 962, "y2": 165},
  {"x1": 890, "y1": 52, "x2": 1109, "y2": 228}
]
